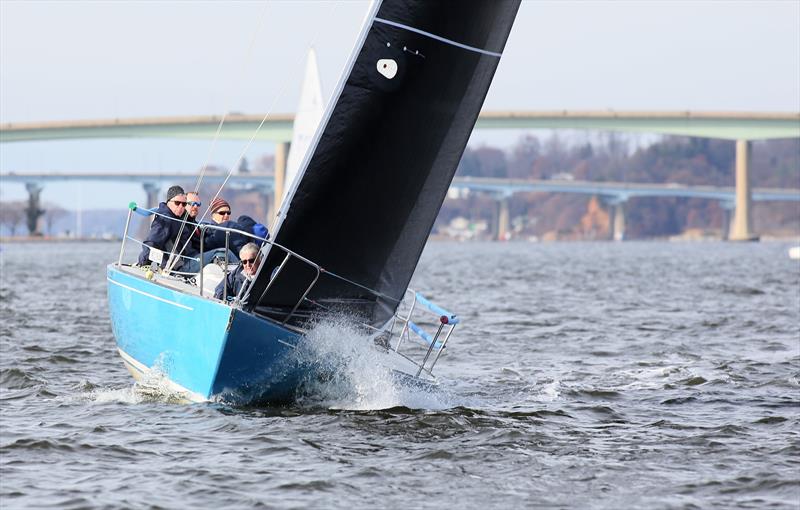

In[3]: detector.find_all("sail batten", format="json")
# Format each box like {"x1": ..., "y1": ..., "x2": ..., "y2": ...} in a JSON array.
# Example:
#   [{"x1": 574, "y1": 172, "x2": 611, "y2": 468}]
[{"x1": 245, "y1": 0, "x2": 521, "y2": 327}]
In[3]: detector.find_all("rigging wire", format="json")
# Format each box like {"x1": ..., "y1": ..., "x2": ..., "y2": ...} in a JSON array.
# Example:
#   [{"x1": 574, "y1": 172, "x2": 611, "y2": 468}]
[
  {"x1": 192, "y1": 1, "x2": 270, "y2": 194},
  {"x1": 165, "y1": 1, "x2": 270, "y2": 273},
  {"x1": 166, "y1": 1, "x2": 339, "y2": 274},
  {"x1": 207, "y1": 0, "x2": 339, "y2": 209}
]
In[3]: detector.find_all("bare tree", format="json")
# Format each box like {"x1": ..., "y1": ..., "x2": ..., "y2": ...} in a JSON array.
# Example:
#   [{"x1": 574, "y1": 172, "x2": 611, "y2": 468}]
[
  {"x1": 43, "y1": 203, "x2": 69, "y2": 236},
  {"x1": 0, "y1": 201, "x2": 25, "y2": 236}
]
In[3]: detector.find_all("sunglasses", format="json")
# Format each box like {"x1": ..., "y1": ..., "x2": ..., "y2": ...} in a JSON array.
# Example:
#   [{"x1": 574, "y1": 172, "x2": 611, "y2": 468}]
[
  {"x1": 171, "y1": 200, "x2": 187, "y2": 207},
  {"x1": 241, "y1": 257, "x2": 257, "y2": 266},
  {"x1": 188, "y1": 201, "x2": 201, "y2": 207},
  {"x1": 215, "y1": 210, "x2": 231, "y2": 216}
]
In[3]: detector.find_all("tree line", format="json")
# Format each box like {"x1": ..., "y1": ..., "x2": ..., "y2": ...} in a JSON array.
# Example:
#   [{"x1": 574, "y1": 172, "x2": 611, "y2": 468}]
[{"x1": 440, "y1": 135, "x2": 799, "y2": 239}]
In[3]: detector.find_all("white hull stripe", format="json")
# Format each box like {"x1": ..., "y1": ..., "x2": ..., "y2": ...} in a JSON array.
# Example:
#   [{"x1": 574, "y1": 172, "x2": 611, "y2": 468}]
[
  {"x1": 117, "y1": 348, "x2": 148, "y2": 374},
  {"x1": 108, "y1": 277, "x2": 193, "y2": 311},
  {"x1": 374, "y1": 17, "x2": 503, "y2": 58},
  {"x1": 117, "y1": 348, "x2": 209, "y2": 403}
]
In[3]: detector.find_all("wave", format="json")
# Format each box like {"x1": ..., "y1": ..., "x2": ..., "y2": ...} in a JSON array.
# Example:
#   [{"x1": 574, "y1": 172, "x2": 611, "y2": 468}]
[
  {"x1": 291, "y1": 318, "x2": 453, "y2": 411},
  {"x1": 0, "y1": 367, "x2": 44, "y2": 390}
]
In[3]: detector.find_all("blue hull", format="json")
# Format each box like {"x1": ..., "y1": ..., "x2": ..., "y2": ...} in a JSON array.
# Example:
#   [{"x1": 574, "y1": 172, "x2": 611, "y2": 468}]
[{"x1": 107, "y1": 265, "x2": 304, "y2": 404}]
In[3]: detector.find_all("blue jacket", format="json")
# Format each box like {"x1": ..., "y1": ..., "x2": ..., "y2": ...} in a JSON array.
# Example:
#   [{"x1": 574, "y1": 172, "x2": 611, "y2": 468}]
[
  {"x1": 137, "y1": 202, "x2": 198, "y2": 267},
  {"x1": 236, "y1": 215, "x2": 270, "y2": 246}
]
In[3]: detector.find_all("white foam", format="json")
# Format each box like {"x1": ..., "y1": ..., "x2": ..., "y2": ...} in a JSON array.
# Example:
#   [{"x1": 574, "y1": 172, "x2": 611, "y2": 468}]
[
  {"x1": 77, "y1": 355, "x2": 195, "y2": 405},
  {"x1": 82, "y1": 386, "x2": 143, "y2": 404},
  {"x1": 293, "y1": 318, "x2": 451, "y2": 411},
  {"x1": 535, "y1": 379, "x2": 561, "y2": 402}
]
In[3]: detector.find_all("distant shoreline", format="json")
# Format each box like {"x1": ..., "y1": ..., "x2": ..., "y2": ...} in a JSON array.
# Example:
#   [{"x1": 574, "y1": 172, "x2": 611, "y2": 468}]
[
  {"x1": 2, "y1": 235, "x2": 798, "y2": 245},
  {"x1": 0, "y1": 236, "x2": 118, "y2": 243}
]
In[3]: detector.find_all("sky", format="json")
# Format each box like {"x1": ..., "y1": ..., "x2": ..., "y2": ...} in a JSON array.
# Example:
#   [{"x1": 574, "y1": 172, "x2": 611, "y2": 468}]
[{"x1": 1, "y1": 0, "x2": 799, "y2": 210}]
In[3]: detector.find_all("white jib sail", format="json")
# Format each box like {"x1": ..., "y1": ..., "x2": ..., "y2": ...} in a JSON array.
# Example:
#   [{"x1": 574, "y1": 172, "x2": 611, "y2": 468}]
[{"x1": 283, "y1": 48, "x2": 325, "y2": 203}]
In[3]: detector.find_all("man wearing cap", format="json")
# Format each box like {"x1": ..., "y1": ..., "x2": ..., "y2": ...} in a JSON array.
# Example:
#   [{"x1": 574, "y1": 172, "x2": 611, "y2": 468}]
[
  {"x1": 198, "y1": 197, "x2": 239, "y2": 263},
  {"x1": 209, "y1": 197, "x2": 269, "y2": 244},
  {"x1": 208, "y1": 197, "x2": 232, "y2": 226},
  {"x1": 137, "y1": 185, "x2": 198, "y2": 270},
  {"x1": 202, "y1": 197, "x2": 268, "y2": 258}
]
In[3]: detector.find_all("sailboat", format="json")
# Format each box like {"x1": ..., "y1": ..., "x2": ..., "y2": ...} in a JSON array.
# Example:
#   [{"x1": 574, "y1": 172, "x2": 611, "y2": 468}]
[{"x1": 107, "y1": 0, "x2": 522, "y2": 404}]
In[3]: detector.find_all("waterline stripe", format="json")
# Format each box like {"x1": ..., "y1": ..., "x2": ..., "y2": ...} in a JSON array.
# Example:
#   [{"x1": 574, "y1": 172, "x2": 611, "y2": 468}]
[
  {"x1": 374, "y1": 17, "x2": 502, "y2": 58},
  {"x1": 108, "y1": 277, "x2": 193, "y2": 311},
  {"x1": 277, "y1": 338, "x2": 297, "y2": 350},
  {"x1": 117, "y1": 348, "x2": 209, "y2": 403},
  {"x1": 118, "y1": 348, "x2": 147, "y2": 375}
]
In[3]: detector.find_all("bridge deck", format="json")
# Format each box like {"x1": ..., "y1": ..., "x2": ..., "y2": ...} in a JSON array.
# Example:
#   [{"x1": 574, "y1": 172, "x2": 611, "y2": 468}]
[
  {"x1": 2, "y1": 111, "x2": 798, "y2": 142},
  {"x1": 1, "y1": 173, "x2": 797, "y2": 202}
]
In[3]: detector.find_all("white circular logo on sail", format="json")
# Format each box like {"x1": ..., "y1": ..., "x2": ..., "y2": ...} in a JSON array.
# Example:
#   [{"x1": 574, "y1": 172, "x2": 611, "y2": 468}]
[{"x1": 376, "y1": 59, "x2": 398, "y2": 79}]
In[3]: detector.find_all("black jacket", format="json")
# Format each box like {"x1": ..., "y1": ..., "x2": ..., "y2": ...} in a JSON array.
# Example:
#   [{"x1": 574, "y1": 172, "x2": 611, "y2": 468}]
[
  {"x1": 137, "y1": 203, "x2": 198, "y2": 267},
  {"x1": 214, "y1": 264, "x2": 249, "y2": 301},
  {"x1": 203, "y1": 215, "x2": 268, "y2": 254}
]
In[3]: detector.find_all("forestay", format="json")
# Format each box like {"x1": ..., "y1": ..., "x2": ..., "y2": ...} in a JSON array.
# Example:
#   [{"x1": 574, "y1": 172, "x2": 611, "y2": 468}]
[{"x1": 245, "y1": 0, "x2": 521, "y2": 327}]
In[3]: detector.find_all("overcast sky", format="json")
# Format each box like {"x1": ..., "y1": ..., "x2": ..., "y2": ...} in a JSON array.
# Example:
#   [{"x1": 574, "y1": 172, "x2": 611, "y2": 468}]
[{"x1": 1, "y1": 0, "x2": 799, "y2": 210}]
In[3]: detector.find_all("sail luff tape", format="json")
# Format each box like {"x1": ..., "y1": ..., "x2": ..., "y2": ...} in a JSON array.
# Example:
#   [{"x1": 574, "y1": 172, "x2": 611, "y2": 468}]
[{"x1": 374, "y1": 17, "x2": 502, "y2": 58}]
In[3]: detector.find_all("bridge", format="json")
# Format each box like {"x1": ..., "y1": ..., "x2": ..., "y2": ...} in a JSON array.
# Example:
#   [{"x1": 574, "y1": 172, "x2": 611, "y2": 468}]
[
  {"x1": 2, "y1": 111, "x2": 798, "y2": 142},
  {"x1": 454, "y1": 176, "x2": 800, "y2": 241},
  {"x1": 2, "y1": 110, "x2": 799, "y2": 240},
  {"x1": 2, "y1": 172, "x2": 797, "y2": 241}
]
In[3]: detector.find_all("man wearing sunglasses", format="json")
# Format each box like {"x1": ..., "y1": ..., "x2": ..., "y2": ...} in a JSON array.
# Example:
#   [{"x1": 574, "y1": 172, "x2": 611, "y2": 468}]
[
  {"x1": 186, "y1": 191, "x2": 202, "y2": 222},
  {"x1": 137, "y1": 185, "x2": 198, "y2": 270},
  {"x1": 175, "y1": 191, "x2": 206, "y2": 273},
  {"x1": 214, "y1": 242, "x2": 262, "y2": 302},
  {"x1": 198, "y1": 197, "x2": 242, "y2": 265},
  {"x1": 201, "y1": 197, "x2": 268, "y2": 262}
]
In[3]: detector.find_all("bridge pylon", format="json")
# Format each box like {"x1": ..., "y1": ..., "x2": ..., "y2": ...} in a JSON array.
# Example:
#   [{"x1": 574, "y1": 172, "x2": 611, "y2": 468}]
[
  {"x1": 142, "y1": 182, "x2": 160, "y2": 209},
  {"x1": 611, "y1": 201, "x2": 626, "y2": 241},
  {"x1": 24, "y1": 182, "x2": 45, "y2": 235},
  {"x1": 719, "y1": 200, "x2": 735, "y2": 240},
  {"x1": 602, "y1": 195, "x2": 628, "y2": 241},
  {"x1": 729, "y1": 140, "x2": 758, "y2": 241},
  {"x1": 490, "y1": 192, "x2": 512, "y2": 241}
]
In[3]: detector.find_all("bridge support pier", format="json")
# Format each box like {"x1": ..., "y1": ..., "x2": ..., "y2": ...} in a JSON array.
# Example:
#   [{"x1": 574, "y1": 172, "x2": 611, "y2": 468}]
[
  {"x1": 610, "y1": 201, "x2": 626, "y2": 241},
  {"x1": 729, "y1": 139, "x2": 758, "y2": 241},
  {"x1": 493, "y1": 195, "x2": 511, "y2": 241},
  {"x1": 24, "y1": 182, "x2": 45, "y2": 236},
  {"x1": 602, "y1": 196, "x2": 627, "y2": 241},
  {"x1": 719, "y1": 200, "x2": 734, "y2": 240},
  {"x1": 270, "y1": 142, "x2": 290, "y2": 225},
  {"x1": 142, "y1": 182, "x2": 160, "y2": 209}
]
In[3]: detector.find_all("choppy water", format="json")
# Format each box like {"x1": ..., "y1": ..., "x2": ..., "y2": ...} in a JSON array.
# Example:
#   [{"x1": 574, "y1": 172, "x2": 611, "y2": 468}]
[{"x1": 1, "y1": 241, "x2": 799, "y2": 509}]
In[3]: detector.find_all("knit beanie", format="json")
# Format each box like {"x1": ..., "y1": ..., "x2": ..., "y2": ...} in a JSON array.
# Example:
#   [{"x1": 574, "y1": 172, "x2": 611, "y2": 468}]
[
  {"x1": 166, "y1": 185, "x2": 186, "y2": 201},
  {"x1": 209, "y1": 197, "x2": 231, "y2": 214}
]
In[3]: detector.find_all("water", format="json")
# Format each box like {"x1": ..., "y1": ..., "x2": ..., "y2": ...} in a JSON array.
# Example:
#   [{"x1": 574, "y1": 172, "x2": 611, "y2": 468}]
[{"x1": 1, "y1": 241, "x2": 798, "y2": 509}]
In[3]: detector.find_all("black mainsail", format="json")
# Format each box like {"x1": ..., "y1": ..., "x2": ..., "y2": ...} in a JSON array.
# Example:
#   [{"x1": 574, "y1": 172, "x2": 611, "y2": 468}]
[{"x1": 245, "y1": 0, "x2": 521, "y2": 327}]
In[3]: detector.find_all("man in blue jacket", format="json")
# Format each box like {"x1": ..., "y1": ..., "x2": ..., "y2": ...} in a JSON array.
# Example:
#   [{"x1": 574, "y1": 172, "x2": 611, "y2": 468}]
[{"x1": 137, "y1": 186, "x2": 198, "y2": 270}]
